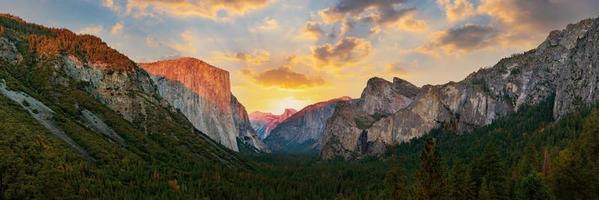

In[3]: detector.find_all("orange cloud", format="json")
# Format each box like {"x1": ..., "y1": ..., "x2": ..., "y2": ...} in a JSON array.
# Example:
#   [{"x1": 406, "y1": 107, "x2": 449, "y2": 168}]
[
  {"x1": 120, "y1": 0, "x2": 272, "y2": 20},
  {"x1": 244, "y1": 67, "x2": 325, "y2": 89},
  {"x1": 311, "y1": 37, "x2": 372, "y2": 66},
  {"x1": 301, "y1": 21, "x2": 326, "y2": 40},
  {"x1": 437, "y1": 0, "x2": 476, "y2": 23},
  {"x1": 223, "y1": 50, "x2": 271, "y2": 65},
  {"x1": 111, "y1": 21, "x2": 124, "y2": 34}
]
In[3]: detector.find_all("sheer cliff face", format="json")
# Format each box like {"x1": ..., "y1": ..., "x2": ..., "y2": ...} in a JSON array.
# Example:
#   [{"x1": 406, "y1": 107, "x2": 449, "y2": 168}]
[
  {"x1": 322, "y1": 17, "x2": 599, "y2": 160},
  {"x1": 249, "y1": 109, "x2": 297, "y2": 139},
  {"x1": 321, "y1": 78, "x2": 421, "y2": 159},
  {"x1": 265, "y1": 97, "x2": 351, "y2": 153},
  {"x1": 231, "y1": 96, "x2": 269, "y2": 152},
  {"x1": 140, "y1": 58, "x2": 265, "y2": 152}
]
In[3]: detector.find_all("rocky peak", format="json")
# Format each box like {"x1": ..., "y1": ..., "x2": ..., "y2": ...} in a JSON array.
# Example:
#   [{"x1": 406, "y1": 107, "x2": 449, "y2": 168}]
[
  {"x1": 140, "y1": 57, "x2": 231, "y2": 113},
  {"x1": 249, "y1": 108, "x2": 298, "y2": 139},
  {"x1": 321, "y1": 17, "x2": 599, "y2": 160},
  {"x1": 281, "y1": 108, "x2": 298, "y2": 118},
  {"x1": 265, "y1": 97, "x2": 352, "y2": 153},
  {"x1": 392, "y1": 77, "x2": 420, "y2": 98},
  {"x1": 140, "y1": 57, "x2": 267, "y2": 152},
  {"x1": 359, "y1": 77, "x2": 420, "y2": 115}
]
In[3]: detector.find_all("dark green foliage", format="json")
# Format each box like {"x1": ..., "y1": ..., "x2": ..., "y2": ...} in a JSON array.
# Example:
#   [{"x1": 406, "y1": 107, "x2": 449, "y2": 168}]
[
  {"x1": 384, "y1": 157, "x2": 410, "y2": 200},
  {"x1": 414, "y1": 138, "x2": 447, "y2": 200},
  {"x1": 448, "y1": 162, "x2": 476, "y2": 200},
  {"x1": 516, "y1": 173, "x2": 552, "y2": 200}
]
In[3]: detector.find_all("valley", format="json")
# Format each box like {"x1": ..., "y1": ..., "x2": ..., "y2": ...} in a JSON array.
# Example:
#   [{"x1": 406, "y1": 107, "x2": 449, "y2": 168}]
[{"x1": 0, "y1": 5, "x2": 598, "y2": 200}]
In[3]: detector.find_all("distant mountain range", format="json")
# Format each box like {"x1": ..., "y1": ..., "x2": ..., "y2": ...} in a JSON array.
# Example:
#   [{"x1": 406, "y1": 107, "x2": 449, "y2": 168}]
[{"x1": 249, "y1": 108, "x2": 297, "y2": 139}]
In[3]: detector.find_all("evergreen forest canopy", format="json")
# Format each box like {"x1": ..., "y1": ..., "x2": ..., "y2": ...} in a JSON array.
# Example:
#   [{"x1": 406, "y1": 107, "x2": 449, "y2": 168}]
[{"x1": 0, "y1": 14, "x2": 598, "y2": 200}]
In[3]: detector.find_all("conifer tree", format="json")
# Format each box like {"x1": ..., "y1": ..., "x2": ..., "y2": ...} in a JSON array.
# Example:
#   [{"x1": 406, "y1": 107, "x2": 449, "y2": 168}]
[{"x1": 414, "y1": 138, "x2": 447, "y2": 200}]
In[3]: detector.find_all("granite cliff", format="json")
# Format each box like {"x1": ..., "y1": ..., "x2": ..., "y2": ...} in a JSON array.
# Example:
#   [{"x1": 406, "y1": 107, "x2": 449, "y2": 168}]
[
  {"x1": 265, "y1": 97, "x2": 351, "y2": 153},
  {"x1": 140, "y1": 58, "x2": 267, "y2": 152},
  {"x1": 321, "y1": 17, "x2": 599, "y2": 160}
]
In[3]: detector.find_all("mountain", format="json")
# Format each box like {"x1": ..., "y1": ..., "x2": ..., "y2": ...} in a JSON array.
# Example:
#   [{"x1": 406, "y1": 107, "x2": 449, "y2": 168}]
[
  {"x1": 0, "y1": 14, "x2": 243, "y2": 198},
  {"x1": 249, "y1": 108, "x2": 297, "y2": 139},
  {"x1": 321, "y1": 17, "x2": 599, "y2": 160},
  {"x1": 265, "y1": 96, "x2": 351, "y2": 153},
  {"x1": 140, "y1": 58, "x2": 267, "y2": 152}
]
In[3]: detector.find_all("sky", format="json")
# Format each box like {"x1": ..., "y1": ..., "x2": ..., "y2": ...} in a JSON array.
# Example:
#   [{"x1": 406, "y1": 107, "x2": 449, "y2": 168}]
[{"x1": 1, "y1": 0, "x2": 598, "y2": 114}]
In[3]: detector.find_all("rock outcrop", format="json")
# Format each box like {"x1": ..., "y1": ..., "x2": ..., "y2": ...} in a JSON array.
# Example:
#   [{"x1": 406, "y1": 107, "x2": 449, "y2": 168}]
[
  {"x1": 231, "y1": 95, "x2": 269, "y2": 152},
  {"x1": 265, "y1": 97, "x2": 351, "y2": 153},
  {"x1": 249, "y1": 108, "x2": 297, "y2": 139},
  {"x1": 140, "y1": 58, "x2": 267, "y2": 152},
  {"x1": 321, "y1": 17, "x2": 599, "y2": 160}
]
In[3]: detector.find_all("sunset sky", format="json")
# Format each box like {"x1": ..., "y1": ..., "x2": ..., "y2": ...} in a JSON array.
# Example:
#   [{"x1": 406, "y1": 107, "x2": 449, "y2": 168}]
[{"x1": 1, "y1": 0, "x2": 598, "y2": 114}]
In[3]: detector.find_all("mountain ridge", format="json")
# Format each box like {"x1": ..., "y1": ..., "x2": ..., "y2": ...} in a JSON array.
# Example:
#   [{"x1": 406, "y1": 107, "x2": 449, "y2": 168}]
[
  {"x1": 321, "y1": 16, "x2": 599, "y2": 160},
  {"x1": 265, "y1": 96, "x2": 351, "y2": 153}
]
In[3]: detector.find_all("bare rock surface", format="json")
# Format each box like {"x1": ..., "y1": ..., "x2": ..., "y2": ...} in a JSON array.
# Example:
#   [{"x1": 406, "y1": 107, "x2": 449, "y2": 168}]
[{"x1": 321, "y1": 17, "x2": 599, "y2": 160}]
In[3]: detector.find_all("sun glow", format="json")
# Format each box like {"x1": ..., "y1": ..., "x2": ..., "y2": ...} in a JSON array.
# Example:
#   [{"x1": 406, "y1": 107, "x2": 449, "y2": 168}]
[{"x1": 268, "y1": 97, "x2": 308, "y2": 114}]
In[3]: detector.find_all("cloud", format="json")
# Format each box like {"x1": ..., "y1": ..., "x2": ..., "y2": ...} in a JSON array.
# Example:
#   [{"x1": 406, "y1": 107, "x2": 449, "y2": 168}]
[
  {"x1": 301, "y1": 21, "x2": 326, "y2": 40},
  {"x1": 111, "y1": 21, "x2": 124, "y2": 34},
  {"x1": 102, "y1": 0, "x2": 272, "y2": 20},
  {"x1": 102, "y1": 0, "x2": 120, "y2": 12},
  {"x1": 77, "y1": 25, "x2": 104, "y2": 36},
  {"x1": 317, "y1": 0, "x2": 425, "y2": 33},
  {"x1": 420, "y1": 24, "x2": 498, "y2": 53},
  {"x1": 244, "y1": 67, "x2": 325, "y2": 89},
  {"x1": 385, "y1": 62, "x2": 410, "y2": 75},
  {"x1": 223, "y1": 50, "x2": 271, "y2": 65},
  {"x1": 395, "y1": 10, "x2": 428, "y2": 32},
  {"x1": 171, "y1": 30, "x2": 198, "y2": 56},
  {"x1": 478, "y1": 0, "x2": 586, "y2": 31},
  {"x1": 312, "y1": 37, "x2": 372, "y2": 66},
  {"x1": 251, "y1": 17, "x2": 279, "y2": 32},
  {"x1": 437, "y1": 0, "x2": 476, "y2": 23}
]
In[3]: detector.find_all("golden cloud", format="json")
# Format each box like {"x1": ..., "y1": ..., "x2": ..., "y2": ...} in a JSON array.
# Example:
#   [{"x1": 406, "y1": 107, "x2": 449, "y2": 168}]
[
  {"x1": 223, "y1": 50, "x2": 271, "y2": 65},
  {"x1": 244, "y1": 67, "x2": 325, "y2": 89},
  {"x1": 301, "y1": 21, "x2": 326, "y2": 40},
  {"x1": 111, "y1": 21, "x2": 124, "y2": 34},
  {"x1": 120, "y1": 0, "x2": 272, "y2": 20},
  {"x1": 437, "y1": 0, "x2": 476, "y2": 23},
  {"x1": 311, "y1": 37, "x2": 372, "y2": 66}
]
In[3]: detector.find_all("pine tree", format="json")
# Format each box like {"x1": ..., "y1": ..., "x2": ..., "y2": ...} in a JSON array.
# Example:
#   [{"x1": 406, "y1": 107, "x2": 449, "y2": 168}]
[
  {"x1": 414, "y1": 138, "x2": 447, "y2": 200},
  {"x1": 448, "y1": 162, "x2": 476, "y2": 200},
  {"x1": 517, "y1": 173, "x2": 553, "y2": 200},
  {"x1": 472, "y1": 145, "x2": 508, "y2": 199},
  {"x1": 384, "y1": 156, "x2": 410, "y2": 200}
]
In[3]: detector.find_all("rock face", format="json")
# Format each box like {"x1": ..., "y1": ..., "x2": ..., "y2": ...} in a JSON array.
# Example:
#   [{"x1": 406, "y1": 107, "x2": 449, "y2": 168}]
[
  {"x1": 140, "y1": 58, "x2": 267, "y2": 152},
  {"x1": 321, "y1": 17, "x2": 599, "y2": 160},
  {"x1": 231, "y1": 95, "x2": 269, "y2": 152},
  {"x1": 249, "y1": 108, "x2": 297, "y2": 139},
  {"x1": 60, "y1": 55, "x2": 158, "y2": 124},
  {"x1": 265, "y1": 97, "x2": 352, "y2": 153}
]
